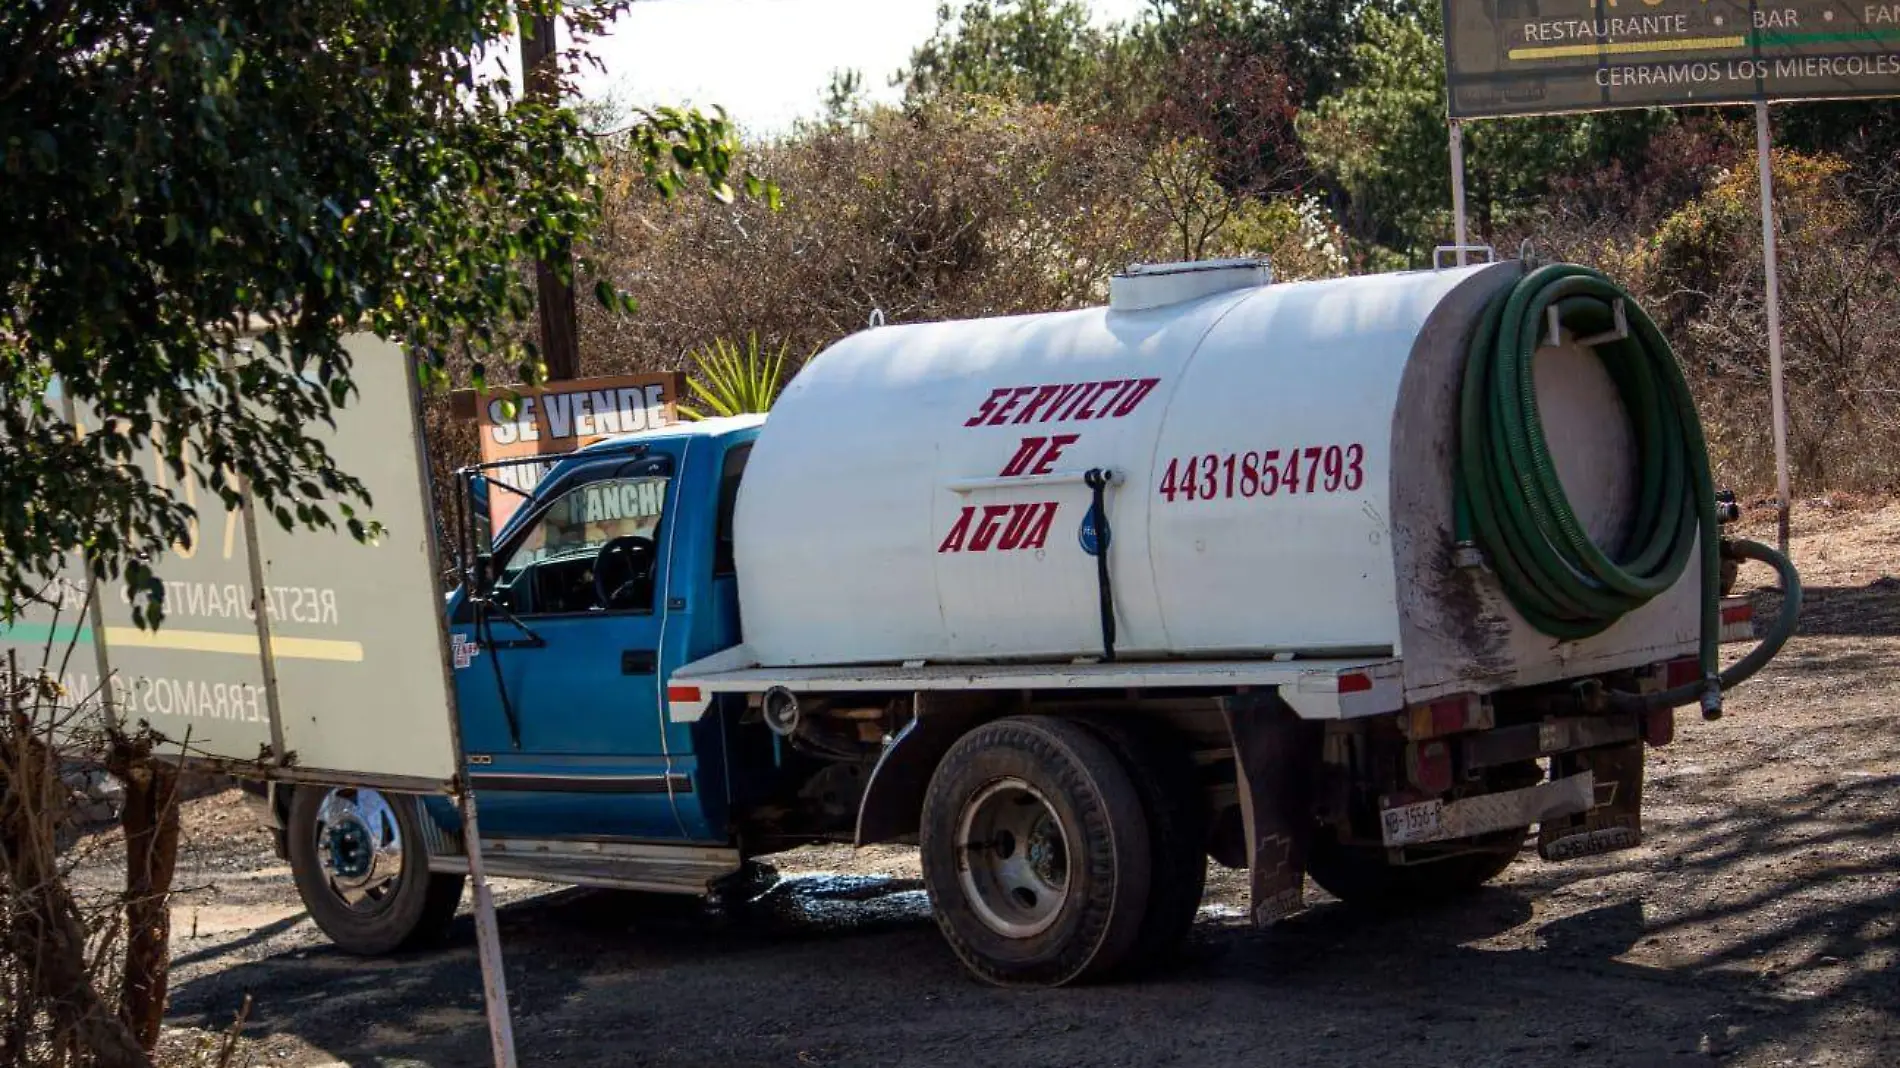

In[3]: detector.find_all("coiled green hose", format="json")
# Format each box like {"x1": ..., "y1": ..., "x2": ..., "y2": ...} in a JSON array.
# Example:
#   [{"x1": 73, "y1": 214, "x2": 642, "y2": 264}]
[{"x1": 1453, "y1": 263, "x2": 1802, "y2": 716}]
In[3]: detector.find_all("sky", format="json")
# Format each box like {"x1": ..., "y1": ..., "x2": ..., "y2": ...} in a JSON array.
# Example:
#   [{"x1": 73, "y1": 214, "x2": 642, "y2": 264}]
[{"x1": 574, "y1": 0, "x2": 1154, "y2": 137}]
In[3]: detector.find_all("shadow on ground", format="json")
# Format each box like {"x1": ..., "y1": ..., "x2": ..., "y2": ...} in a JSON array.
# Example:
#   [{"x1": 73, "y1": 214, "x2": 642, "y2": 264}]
[
  {"x1": 167, "y1": 780, "x2": 1900, "y2": 1068},
  {"x1": 1752, "y1": 577, "x2": 1900, "y2": 638},
  {"x1": 167, "y1": 586, "x2": 1900, "y2": 1068}
]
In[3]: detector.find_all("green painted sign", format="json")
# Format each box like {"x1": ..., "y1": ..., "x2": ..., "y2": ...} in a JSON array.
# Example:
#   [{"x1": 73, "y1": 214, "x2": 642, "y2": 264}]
[{"x1": 1445, "y1": 0, "x2": 1900, "y2": 118}]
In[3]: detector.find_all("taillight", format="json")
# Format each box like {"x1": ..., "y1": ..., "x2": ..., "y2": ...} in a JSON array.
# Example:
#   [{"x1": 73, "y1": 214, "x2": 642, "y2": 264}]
[
  {"x1": 1406, "y1": 740, "x2": 1454, "y2": 794},
  {"x1": 1399, "y1": 693, "x2": 1492, "y2": 740},
  {"x1": 1338, "y1": 672, "x2": 1373, "y2": 694},
  {"x1": 1664, "y1": 656, "x2": 1701, "y2": 690},
  {"x1": 666, "y1": 684, "x2": 702, "y2": 703}
]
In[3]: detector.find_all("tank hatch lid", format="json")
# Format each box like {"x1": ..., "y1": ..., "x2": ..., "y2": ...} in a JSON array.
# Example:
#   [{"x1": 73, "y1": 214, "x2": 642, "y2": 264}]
[{"x1": 1109, "y1": 257, "x2": 1271, "y2": 313}]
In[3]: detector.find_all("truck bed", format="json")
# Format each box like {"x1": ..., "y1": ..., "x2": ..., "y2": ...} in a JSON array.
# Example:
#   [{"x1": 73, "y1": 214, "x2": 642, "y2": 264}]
[{"x1": 666, "y1": 646, "x2": 1403, "y2": 723}]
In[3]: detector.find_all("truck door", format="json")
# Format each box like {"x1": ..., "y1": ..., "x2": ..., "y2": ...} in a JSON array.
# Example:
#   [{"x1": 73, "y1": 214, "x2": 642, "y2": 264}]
[{"x1": 450, "y1": 452, "x2": 689, "y2": 839}]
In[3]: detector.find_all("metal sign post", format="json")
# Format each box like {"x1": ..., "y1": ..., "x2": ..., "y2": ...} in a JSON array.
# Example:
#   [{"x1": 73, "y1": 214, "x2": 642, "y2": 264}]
[
  {"x1": 458, "y1": 789, "x2": 518, "y2": 1068},
  {"x1": 1449, "y1": 120, "x2": 1470, "y2": 266},
  {"x1": 406, "y1": 353, "x2": 520, "y2": 1068},
  {"x1": 1754, "y1": 102, "x2": 1795, "y2": 554}
]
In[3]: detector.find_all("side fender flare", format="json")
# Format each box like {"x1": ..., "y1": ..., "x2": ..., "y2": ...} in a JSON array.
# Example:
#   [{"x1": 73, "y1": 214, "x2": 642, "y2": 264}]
[{"x1": 854, "y1": 695, "x2": 996, "y2": 846}]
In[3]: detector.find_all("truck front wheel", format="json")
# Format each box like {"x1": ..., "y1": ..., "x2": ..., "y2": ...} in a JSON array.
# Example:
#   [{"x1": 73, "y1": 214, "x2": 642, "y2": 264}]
[
  {"x1": 1305, "y1": 826, "x2": 1525, "y2": 910},
  {"x1": 288, "y1": 786, "x2": 466, "y2": 955},
  {"x1": 920, "y1": 716, "x2": 1152, "y2": 987}
]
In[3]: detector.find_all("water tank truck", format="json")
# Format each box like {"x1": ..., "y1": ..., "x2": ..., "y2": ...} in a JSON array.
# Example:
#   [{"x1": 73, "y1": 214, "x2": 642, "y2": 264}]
[{"x1": 279, "y1": 257, "x2": 1798, "y2": 987}]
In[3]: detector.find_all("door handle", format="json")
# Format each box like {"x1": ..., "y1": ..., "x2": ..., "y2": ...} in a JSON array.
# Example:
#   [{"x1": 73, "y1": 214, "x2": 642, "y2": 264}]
[{"x1": 621, "y1": 649, "x2": 657, "y2": 675}]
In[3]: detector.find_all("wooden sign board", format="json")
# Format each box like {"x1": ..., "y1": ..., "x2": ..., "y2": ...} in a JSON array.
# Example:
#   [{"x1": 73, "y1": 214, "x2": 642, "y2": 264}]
[{"x1": 453, "y1": 372, "x2": 686, "y2": 533}]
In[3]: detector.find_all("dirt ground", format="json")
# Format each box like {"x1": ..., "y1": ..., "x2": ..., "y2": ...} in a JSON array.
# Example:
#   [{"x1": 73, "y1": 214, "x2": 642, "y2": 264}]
[{"x1": 76, "y1": 502, "x2": 1900, "y2": 1067}]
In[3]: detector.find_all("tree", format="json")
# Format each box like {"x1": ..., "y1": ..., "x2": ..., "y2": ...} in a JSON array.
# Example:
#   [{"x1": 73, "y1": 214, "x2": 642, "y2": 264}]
[
  {"x1": 902, "y1": 0, "x2": 1135, "y2": 111},
  {"x1": 1300, "y1": 5, "x2": 1665, "y2": 264},
  {"x1": 1117, "y1": 0, "x2": 1431, "y2": 109},
  {"x1": 576, "y1": 97, "x2": 1171, "y2": 376},
  {"x1": 0, "y1": 0, "x2": 753, "y2": 628},
  {"x1": 821, "y1": 68, "x2": 868, "y2": 128},
  {"x1": 1142, "y1": 138, "x2": 1241, "y2": 261},
  {"x1": 1141, "y1": 26, "x2": 1305, "y2": 201},
  {"x1": 1647, "y1": 151, "x2": 1900, "y2": 491},
  {"x1": 0, "y1": 3, "x2": 759, "y2": 1062},
  {"x1": 1296, "y1": 8, "x2": 1449, "y2": 262}
]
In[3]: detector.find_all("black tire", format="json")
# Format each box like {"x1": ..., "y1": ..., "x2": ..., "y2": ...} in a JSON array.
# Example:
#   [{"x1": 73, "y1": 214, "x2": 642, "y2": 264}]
[
  {"x1": 1080, "y1": 719, "x2": 1206, "y2": 974},
  {"x1": 1306, "y1": 826, "x2": 1524, "y2": 910},
  {"x1": 920, "y1": 716, "x2": 1153, "y2": 987},
  {"x1": 288, "y1": 786, "x2": 466, "y2": 955}
]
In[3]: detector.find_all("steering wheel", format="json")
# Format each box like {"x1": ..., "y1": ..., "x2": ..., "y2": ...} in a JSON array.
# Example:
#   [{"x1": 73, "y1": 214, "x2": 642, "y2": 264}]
[{"x1": 592, "y1": 535, "x2": 656, "y2": 610}]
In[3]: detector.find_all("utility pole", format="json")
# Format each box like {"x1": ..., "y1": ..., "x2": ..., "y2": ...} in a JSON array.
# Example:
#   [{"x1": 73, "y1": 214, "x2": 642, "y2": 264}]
[{"x1": 522, "y1": 12, "x2": 581, "y2": 382}]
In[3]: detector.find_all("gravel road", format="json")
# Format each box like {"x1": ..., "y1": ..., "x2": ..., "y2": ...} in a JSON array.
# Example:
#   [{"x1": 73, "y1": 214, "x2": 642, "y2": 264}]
[{"x1": 86, "y1": 505, "x2": 1900, "y2": 1068}]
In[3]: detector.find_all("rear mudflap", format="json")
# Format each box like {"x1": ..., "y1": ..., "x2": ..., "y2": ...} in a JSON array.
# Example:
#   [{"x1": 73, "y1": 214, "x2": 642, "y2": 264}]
[
  {"x1": 1220, "y1": 694, "x2": 1321, "y2": 926},
  {"x1": 1538, "y1": 740, "x2": 1645, "y2": 861}
]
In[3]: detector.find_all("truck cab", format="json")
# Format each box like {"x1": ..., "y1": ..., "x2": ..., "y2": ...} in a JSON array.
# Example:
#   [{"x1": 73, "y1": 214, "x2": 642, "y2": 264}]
[
  {"x1": 283, "y1": 416, "x2": 804, "y2": 961},
  {"x1": 445, "y1": 416, "x2": 763, "y2": 847}
]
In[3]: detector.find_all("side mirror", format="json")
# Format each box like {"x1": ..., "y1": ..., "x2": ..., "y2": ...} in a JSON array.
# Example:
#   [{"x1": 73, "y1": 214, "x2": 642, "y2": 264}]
[{"x1": 471, "y1": 552, "x2": 495, "y2": 595}]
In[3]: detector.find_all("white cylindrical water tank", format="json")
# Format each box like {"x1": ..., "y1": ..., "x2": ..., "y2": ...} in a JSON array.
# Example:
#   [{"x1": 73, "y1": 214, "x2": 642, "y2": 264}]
[{"x1": 732, "y1": 260, "x2": 1700, "y2": 701}]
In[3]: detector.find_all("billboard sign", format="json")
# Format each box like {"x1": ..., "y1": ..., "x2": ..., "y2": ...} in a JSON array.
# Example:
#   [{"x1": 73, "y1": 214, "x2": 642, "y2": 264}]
[
  {"x1": 464, "y1": 372, "x2": 685, "y2": 532},
  {"x1": 0, "y1": 336, "x2": 461, "y2": 788},
  {"x1": 1445, "y1": 0, "x2": 1900, "y2": 118}
]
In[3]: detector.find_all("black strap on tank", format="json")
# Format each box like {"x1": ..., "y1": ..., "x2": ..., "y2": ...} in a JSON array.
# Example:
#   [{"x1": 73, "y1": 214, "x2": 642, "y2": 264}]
[{"x1": 1084, "y1": 468, "x2": 1117, "y2": 662}]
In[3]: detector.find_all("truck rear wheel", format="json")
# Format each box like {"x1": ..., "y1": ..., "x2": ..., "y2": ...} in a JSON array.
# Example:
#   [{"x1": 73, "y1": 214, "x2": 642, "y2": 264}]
[
  {"x1": 288, "y1": 786, "x2": 466, "y2": 955},
  {"x1": 920, "y1": 716, "x2": 1152, "y2": 987},
  {"x1": 1305, "y1": 827, "x2": 1525, "y2": 910}
]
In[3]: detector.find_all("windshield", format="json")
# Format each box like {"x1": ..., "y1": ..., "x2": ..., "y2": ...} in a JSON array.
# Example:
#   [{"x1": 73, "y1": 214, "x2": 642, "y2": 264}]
[{"x1": 499, "y1": 475, "x2": 670, "y2": 582}]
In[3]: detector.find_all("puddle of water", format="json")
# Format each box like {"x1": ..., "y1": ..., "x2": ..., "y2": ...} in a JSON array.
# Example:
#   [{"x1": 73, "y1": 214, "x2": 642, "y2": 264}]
[{"x1": 745, "y1": 871, "x2": 934, "y2": 929}]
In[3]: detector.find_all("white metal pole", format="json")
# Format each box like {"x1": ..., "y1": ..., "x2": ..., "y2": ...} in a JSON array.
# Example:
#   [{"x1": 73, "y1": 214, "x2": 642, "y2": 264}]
[
  {"x1": 405, "y1": 348, "x2": 518, "y2": 1068},
  {"x1": 1754, "y1": 101, "x2": 1794, "y2": 554},
  {"x1": 1450, "y1": 120, "x2": 1470, "y2": 266},
  {"x1": 459, "y1": 790, "x2": 518, "y2": 1068},
  {"x1": 59, "y1": 388, "x2": 118, "y2": 724},
  {"x1": 235, "y1": 479, "x2": 289, "y2": 762},
  {"x1": 221, "y1": 348, "x2": 289, "y2": 760}
]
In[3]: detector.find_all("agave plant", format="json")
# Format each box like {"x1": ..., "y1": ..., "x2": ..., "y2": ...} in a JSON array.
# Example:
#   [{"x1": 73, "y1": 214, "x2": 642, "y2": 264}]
[{"x1": 678, "y1": 333, "x2": 791, "y2": 420}]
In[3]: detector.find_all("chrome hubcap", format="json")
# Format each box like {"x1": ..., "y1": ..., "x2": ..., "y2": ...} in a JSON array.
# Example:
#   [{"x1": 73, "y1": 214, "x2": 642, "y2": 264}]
[
  {"x1": 956, "y1": 778, "x2": 1071, "y2": 938},
  {"x1": 314, "y1": 788, "x2": 405, "y2": 914}
]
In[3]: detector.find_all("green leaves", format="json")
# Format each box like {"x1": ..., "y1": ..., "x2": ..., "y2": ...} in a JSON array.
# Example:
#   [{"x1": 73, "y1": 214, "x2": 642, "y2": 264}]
[
  {"x1": 1, "y1": 0, "x2": 770, "y2": 625},
  {"x1": 901, "y1": 0, "x2": 1118, "y2": 109},
  {"x1": 617, "y1": 104, "x2": 773, "y2": 207},
  {"x1": 678, "y1": 334, "x2": 792, "y2": 420}
]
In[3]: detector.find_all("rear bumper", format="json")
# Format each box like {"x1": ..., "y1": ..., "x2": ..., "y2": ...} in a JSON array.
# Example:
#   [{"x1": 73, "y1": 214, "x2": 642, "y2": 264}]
[{"x1": 1380, "y1": 771, "x2": 1595, "y2": 847}]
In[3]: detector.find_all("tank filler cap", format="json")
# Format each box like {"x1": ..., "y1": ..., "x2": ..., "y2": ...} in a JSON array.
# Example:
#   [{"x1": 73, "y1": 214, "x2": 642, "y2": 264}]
[{"x1": 1109, "y1": 257, "x2": 1271, "y2": 313}]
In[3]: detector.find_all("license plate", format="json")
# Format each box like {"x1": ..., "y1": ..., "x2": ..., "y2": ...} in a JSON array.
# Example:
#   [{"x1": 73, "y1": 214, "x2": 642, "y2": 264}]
[{"x1": 1380, "y1": 799, "x2": 1445, "y2": 846}]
